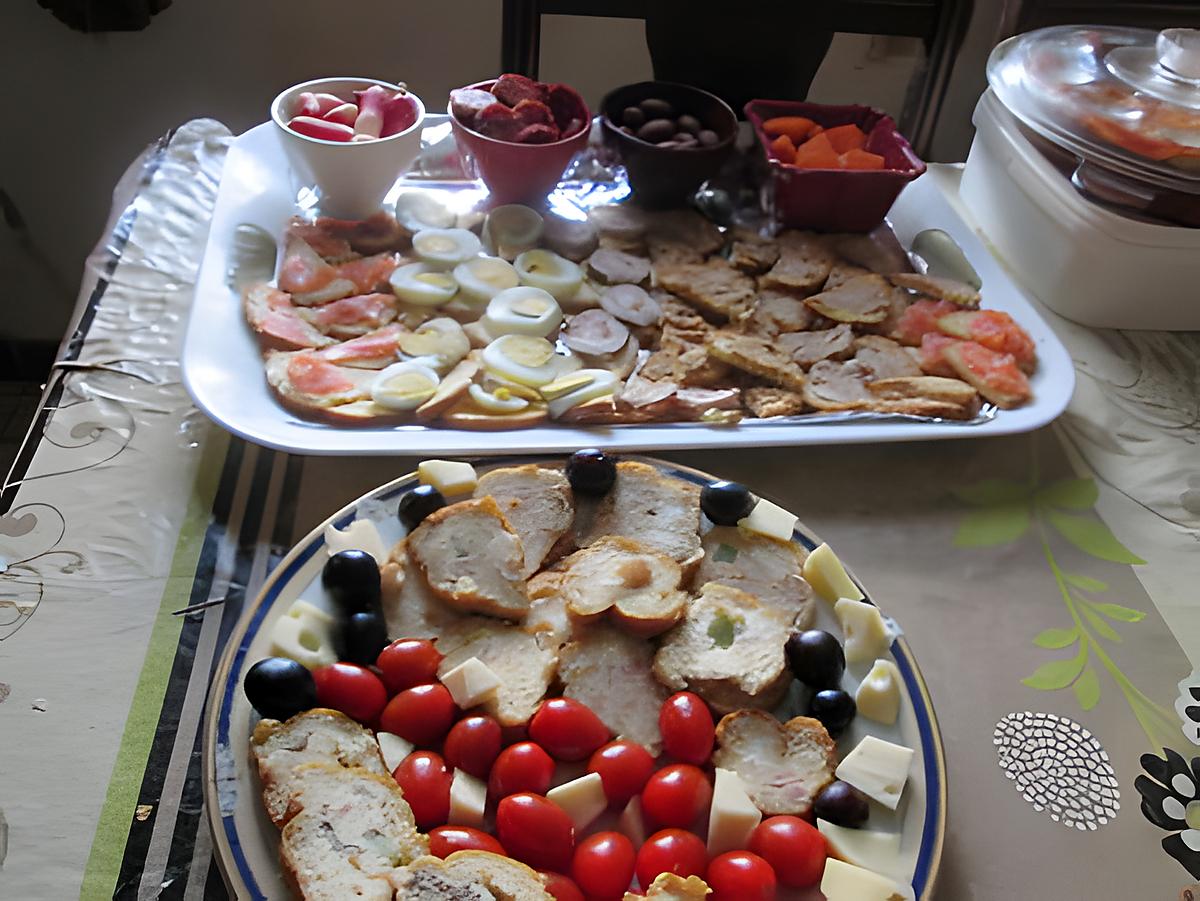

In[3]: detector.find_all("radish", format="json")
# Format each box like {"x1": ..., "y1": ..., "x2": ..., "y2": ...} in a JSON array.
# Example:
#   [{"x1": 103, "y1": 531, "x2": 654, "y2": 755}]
[
  {"x1": 381, "y1": 91, "x2": 420, "y2": 137},
  {"x1": 323, "y1": 102, "x2": 360, "y2": 127},
  {"x1": 287, "y1": 116, "x2": 355, "y2": 142},
  {"x1": 293, "y1": 91, "x2": 344, "y2": 119},
  {"x1": 352, "y1": 85, "x2": 390, "y2": 139}
]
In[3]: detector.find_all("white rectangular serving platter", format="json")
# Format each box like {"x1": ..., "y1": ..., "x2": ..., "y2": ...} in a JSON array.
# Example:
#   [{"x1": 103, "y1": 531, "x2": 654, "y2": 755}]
[{"x1": 182, "y1": 118, "x2": 1075, "y2": 456}]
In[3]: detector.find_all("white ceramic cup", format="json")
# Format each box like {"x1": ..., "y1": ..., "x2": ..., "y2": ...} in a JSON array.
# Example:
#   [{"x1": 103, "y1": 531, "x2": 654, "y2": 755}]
[{"x1": 270, "y1": 77, "x2": 426, "y2": 218}]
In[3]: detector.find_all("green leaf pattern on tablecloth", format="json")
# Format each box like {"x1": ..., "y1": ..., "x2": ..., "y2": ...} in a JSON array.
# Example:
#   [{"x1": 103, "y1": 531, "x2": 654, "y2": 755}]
[{"x1": 956, "y1": 473, "x2": 1180, "y2": 751}]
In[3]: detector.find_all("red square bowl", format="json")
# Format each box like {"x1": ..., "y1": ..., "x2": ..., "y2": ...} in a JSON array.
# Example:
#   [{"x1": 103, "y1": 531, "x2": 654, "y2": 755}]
[{"x1": 744, "y1": 100, "x2": 926, "y2": 232}]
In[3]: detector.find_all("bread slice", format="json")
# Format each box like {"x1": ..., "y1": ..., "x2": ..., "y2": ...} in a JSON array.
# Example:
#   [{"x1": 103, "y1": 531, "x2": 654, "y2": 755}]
[
  {"x1": 759, "y1": 230, "x2": 836, "y2": 294},
  {"x1": 251, "y1": 709, "x2": 388, "y2": 827},
  {"x1": 707, "y1": 331, "x2": 807, "y2": 393},
  {"x1": 628, "y1": 873, "x2": 713, "y2": 900},
  {"x1": 653, "y1": 583, "x2": 792, "y2": 714},
  {"x1": 559, "y1": 624, "x2": 671, "y2": 756},
  {"x1": 530, "y1": 536, "x2": 687, "y2": 636},
  {"x1": 524, "y1": 592, "x2": 575, "y2": 652},
  {"x1": 711, "y1": 710, "x2": 836, "y2": 817},
  {"x1": 391, "y1": 851, "x2": 553, "y2": 899},
  {"x1": 280, "y1": 762, "x2": 427, "y2": 900},
  {"x1": 694, "y1": 527, "x2": 816, "y2": 629},
  {"x1": 407, "y1": 497, "x2": 529, "y2": 621},
  {"x1": 379, "y1": 539, "x2": 464, "y2": 641},
  {"x1": 265, "y1": 350, "x2": 377, "y2": 410},
  {"x1": 474, "y1": 465, "x2": 575, "y2": 577},
  {"x1": 576, "y1": 461, "x2": 702, "y2": 570}
]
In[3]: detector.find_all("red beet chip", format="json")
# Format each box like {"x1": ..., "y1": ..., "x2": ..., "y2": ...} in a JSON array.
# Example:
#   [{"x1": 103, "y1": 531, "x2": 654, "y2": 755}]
[
  {"x1": 492, "y1": 73, "x2": 548, "y2": 108},
  {"x1": 515, "y1": 123, "x2": 561, "y2": 144},
  {"x1": 546, "y1": 84, "x2": 588, "y2": 133},
  {"x1": 476, "y1": 103, "x2": 523, "y2": 141},
  {"x1": 513, "y1": 98, "x2": 555, "y2": 127}
]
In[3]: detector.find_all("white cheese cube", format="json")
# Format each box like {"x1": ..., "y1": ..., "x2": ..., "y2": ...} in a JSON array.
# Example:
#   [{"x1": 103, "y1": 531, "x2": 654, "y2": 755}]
[
  {"x1": 817, "y1": 820, "x2": 906, "y2": 882},
  {"x1": 448, "y1": 769, "x2": 487, "y2": 828},
  {"x1": 820, "y1": 858, "x2": 911, "y2": 901},
  {"x1": 737, "y1": 498, "x2": 797, "y2": 542},
  {"x1": 856, "y1": 659, "x2": 902, "y2": 725},
  {"x1": 835, "y1": 735, "x2": 914, "y2": 811},
  {"x1": 547, "y1": 772, "x2": 607, "y2": 831},
  {"x1": 376, "y1": 732, "x2": 414, "y2": 773},
  {"x1": 323, "y1": 519, "x2": 388, "y2": 567},
  {"x1": 269, "y1": 600, "x2": 337, "y2": 669},
  {"x1": 418, "y1": 459, "x2": 478, "y2": 496},
  {"x1": 618, "y1": 796, "x2": 648, "y2": 847},
  {"x1": 440, "y1": 657, "x2": 502, "y2": 709},
  {"x1": 707, "y1": 768, "x2": 762, "y2": 856},
  {"x1": 803, "y1": 543, "x2": 865, "y2": 603},
  {"x1": 834, "y1": 598, "x2": 891, "y2": 664}
]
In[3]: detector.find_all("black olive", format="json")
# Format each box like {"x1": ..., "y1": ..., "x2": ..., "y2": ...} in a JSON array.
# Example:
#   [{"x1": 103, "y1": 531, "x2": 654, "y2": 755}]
[
  {"x1": 786, "y1": 630, "x2": 846, "y2": 689},
  {"x1": 566, "y1": 448, "x2": 617, "y2": 496},
  {"x1": 808, "y1": 688, "x2": 857, "y2": 736},
  {"x1": 321, "y1": 549, "x2": 382, "y2": 615},
  {"x1": 813, "y1": 780, "x2": 870, "y2": 827},
  {"x1": 398, "y1": 484, "x2": 446, "y2": 531},
  {"x1": 700, "y1": 480, "x2": 756, "y2": 525},
  {"x1": 244, "y1": 657, "x2": 317, "y2": 721},
  {"x1": 336, "y1": 610, "x2": 390, "y2": 666}
]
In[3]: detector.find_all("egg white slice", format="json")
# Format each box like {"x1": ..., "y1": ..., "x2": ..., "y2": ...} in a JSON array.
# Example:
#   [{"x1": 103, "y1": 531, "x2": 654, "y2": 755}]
[
  {"x1": 482, "y1": 286, "x2": 564, "y2": 339},
  {"x1": 412, "y1": 228, "x2": 483, "y2": 270},
  {"x1": 481, "y1": 334, "x2": 561, "y2": 387},
  {"x1": 543, "y1": 369, "x2": 620, "y2": 418},
  {"x1": 483, "y1": 205, "x2": 544, "y2": 259},
  {"x1": 395, "y1": 192, "x2": 455, "y2": 232},
  {"x1": 389, "y1": 263, "x2": 458, "y2": 307},
  {"x1": 371, "y1": 361, "x2": 441, "y2": 410},
  {"x1": 514, "y1": 249, "x2": 583, "y2": 300},
  {"x1": 468, "y1": 383, "x2": 532, "y2": 413},
  {"x1": 398, "y1": 318, "x2": 470, "y2": 372},
  {"x1": 454, "y1": 256, "x2": 520, "y2": 303}
]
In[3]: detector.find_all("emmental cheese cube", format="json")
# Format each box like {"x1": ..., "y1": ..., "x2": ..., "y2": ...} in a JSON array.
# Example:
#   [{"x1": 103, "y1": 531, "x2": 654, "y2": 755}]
[
  {"x1": 547, "y1": 772, "x2": 607, "y2": 831},
  {"x1": 448, "y1": 769, "x2": 487, "y2": 828},
  {"x1": 835, "y1": 735, "x2": 914, "y2": 811},
  {"x1": 834, "y1": 598, "x2": 891, "y2": 664},
  {"x1": 377, "y1": 732, "x2": 415, "y2": 773},
  {"x1": 418, "y1": 459, "x2": 478, "y2": 496},
  {"x1": 855, "y1": 659, "x2": 902, "y2": 725},
  {"x1": 707, "y1": 768, "x2": 763, "y2": 856},
  {"x1": 817, "y1": 819, "x2": 906, "y2": 882},
  {"x1": 323, "y1": 518, "x2": 388, "y2": 566},
  {"x1": 440, "y1": 657, "x2": 502, "y2": 709},
  {"x1": 820, "y1": 858, "x2": 911, "y2": 901},
  {"x1": 737, "y1": 498, "x2": 797, "y2": 542},
  {"x1": 803, "y1": 542, "x2": 865, "y2": 603},
  {"x1": 269, "y1": 600, "x2": 337, "y2": 669}
]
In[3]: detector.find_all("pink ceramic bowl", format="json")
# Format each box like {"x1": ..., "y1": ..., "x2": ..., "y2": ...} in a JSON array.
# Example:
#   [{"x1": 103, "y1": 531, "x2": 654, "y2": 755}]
[{"x1": 448, "y1": 79, "x2": 591, "y2": 204}]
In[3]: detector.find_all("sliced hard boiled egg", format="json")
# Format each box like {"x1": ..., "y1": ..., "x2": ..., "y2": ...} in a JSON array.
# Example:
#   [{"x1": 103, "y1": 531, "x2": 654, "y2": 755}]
[
  {"x1": 482, "y1": 334, "x2": 560, "y2": 387},
  {"x1": 514, "y1": 249, "x2": 584, "y2": 300},
  {"x1": 395, "y1": 192, "x2": 455, "y2": 233},
  {"x1": 483, "y1": 204, "x2": 544, "y2": 259},
  {"x1": 371, "y1": 361, "x2": 440, "y2": 410},
  {"x1": 482, "y1": 286, "x2": 563, "y2": 339},
  {"x1": 389, "y1": 263, "x2": 458, "y2": 307},
  {"x1": 454, "y1": 256, "x2": 520, "y2": 303},
  {"x1": 412, "y1": 228, "x2": 483, "y2": 270},
  {"x1": 544, "y1": 369, "x2": 619, "y2": 419},
  {"x1": 398, "y1": 318, "x2": 470, "y2": 371},
  {"x1": 468, "y1": 382, "x2": 532, "y2": 413}
]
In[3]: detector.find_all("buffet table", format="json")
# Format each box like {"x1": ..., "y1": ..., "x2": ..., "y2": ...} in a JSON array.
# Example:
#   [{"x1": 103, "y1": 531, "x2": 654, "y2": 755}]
[{"x1": 1, "y1": 119, "x2": 1198, "y2": 900}]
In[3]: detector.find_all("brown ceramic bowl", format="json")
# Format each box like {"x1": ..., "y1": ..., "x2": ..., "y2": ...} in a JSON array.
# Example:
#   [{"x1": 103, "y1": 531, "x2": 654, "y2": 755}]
[{"x1": 600, "y1": 81, "x2": 737, "y2": 207}]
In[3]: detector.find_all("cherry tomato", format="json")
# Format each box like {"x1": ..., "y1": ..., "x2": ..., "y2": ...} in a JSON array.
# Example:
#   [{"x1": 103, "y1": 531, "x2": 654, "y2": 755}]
[
  {"x1": 658, "y1": 692, "x2": 714, "y2": 765},
  {"x1": 529, "y1": 698, "x2": 610, "y2": 761},
  {"x1": 488, "y1": 741, "x2": 555, "y2": 800},
  {"x1": 428, "y1": 825, "x2": 505, "y2": 858},
  {"x1": 379, "y1": 683, "x2": 457, "y2": 746},
  {"x1": 496, "y1": 793, "x2": 575, "y2": 872},
  {"x1": 311, "y1": 662, "x2": 387, "y2": 724},
  {"x1": 587, "y1": 741, "x2": 655, "y2": 806},
  {"x1": 572, "y1": 832, "x2": 636, "y2": 901},
  {"x1": 392, "y1": 751, "x2": 451, "y2": 829},
  {"x1": 706, "y1": 851, "x2": 776, "y2": 901},
  {"x1": 748, "y1": 815, "x2": 827, "y2": 888},
  {"x1": 539, "y1": 871, "x2": 586, "y2": 901},
  {"x1": 640, "y1": 764, "x2": 712, "y2": 828},
  {"x1": 444, "y1": 715, "x2": 503, "y2": 779},
  {"x1": 376, "y1": 638, "x2": 443, "y2": 694},
  {"x1": 634, "y1": 829, "x2": 707, "y2": 888}
]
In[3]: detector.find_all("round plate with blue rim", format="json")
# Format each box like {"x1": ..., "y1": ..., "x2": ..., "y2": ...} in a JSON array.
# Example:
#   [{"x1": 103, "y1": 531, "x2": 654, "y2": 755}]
[{"x1": 203, "y1": 455, "x2": 946, "y2": 899}]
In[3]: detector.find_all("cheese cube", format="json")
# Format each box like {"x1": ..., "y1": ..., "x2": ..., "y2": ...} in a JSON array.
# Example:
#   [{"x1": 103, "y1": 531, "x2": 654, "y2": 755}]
[
  {"x1": 856, "y1": 659, "x2": 902, "y2": 725},
  {"x1": 817, "y1": 820, "x2": 906, "y2": 882},
  {"x1": 269, "y1": 600, "x2": 337, "y2": 669},
  {"x1": 377, "y1": 732, "x2": 414, "y2": 773},
  {"x1": 440, "y1": 657, "x2": 501, "y2": 709},
  {"x1": 618, "y1": 796, "x2": 649, "y2": 847},
  {"x1": 737, "y1": 498, "x2": 797, "y2": 542},
  {"x1": 418, "y1": 459, "x2": 478, "y2": 496},
  {"x1": 835, "y1": 736, "x2": 914, "y2": 811},
  {"x1": 834, "y1": 598, "x2": 891, "y2": 664},
  {"x1": 820, "y1": 858, "x2": 911, "y2": 901},
  {"x1": 547, "y1": 772, "x2": 607, "y2": 831},
  {"x1": 448, "y1": 769, "x2": 487, "y2": 828},
  {"x1": 323, "y1": 518, "x2": 388, "y2": 567},
  {"x1": 803, "y1": 543, "x2": 865, "y2": 603},
  {"x1": 707, "y1": 768, "x2": 763, "y2": 856}
]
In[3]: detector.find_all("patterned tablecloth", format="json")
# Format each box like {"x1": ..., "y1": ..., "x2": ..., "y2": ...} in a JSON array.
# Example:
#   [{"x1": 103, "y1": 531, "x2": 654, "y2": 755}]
[{"x1": 1, "y1": 121, "x2": 1197, "y2": 901}]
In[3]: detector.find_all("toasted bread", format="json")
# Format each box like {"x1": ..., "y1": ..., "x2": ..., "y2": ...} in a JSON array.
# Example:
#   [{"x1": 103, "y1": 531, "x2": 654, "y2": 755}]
[
  {"x1": 742, "y1": 387, "x2": 806, "y2": 418},
  {"x1": 804, "y1": 275, "x2": 895, "y2": 325},
  {"x1": 414, "y1": 354, "x2": 480, "y2": 422},
  {"x1": 244, "y1": 283, "x2": 335, "y2": 352},
  {"x1": 251, "y1": 709, "x2": 389, "y2": 827},
  {"x1": 438, "y1": 400, "x2": 551, "y2": 430},
  {"x1": 655, "y1": 260, "x2": 756, "y2": 322},
  {"x1": 266, "y1": 350, "x2": 377, "y2": 411},
  {"x1": 742, "y1": 288, "x2": 818, "y2": 337},
  {"x1": 711, "y1": 710, "x2": 836, "y2": 817},
  {"x1": 707, "y1": 332, "x2": 807, "y2": 393},
  {"x1": 407, "y1": 497, "x2": 529, "y2": 621},
  {"x1": 629, "y1": 873, "x2": 713, "y2": 899},
  {"x1": 889, "y1": 272, "x2": 981, "y2": 307},
  {"x1": 653, "y1": 583, "x2": 792, "y2": 714},
  {"x1": 694, "y1": 527, "x2": 816, "y2": 629},
  {"x1": 391, "y1": 850, "x2": 553, "y2": 899},
  {"x1": 853, "y1": 335, "x2": 922, "y2": 379},
  {"x1": 778, "y1": 324, "x2": 856, "y2": 369},
  {"x1": 436, "y1": 617, "x2": 557, "y2": 726},
  {"x1": 729, "y1": 228, "x2": 781, "y2": 275},
  {"x1": 559, "y1": 623, "x2": 671, "y2": 756},
  {"x1": 801, "y1": 359, "x2": 872, "y2": 411},
  {"x1": 475, "y1": 465, "x2": 575, "y2": 577},
  {"x1": 759, "y1": 230, "x2": 836, "y2": 294}
]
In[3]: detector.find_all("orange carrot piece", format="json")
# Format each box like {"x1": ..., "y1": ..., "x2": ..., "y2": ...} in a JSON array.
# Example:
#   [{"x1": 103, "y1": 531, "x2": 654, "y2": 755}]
[
  {"x1": 790, "y1": 132, "x2": 841, "y2": 169},
  {"x1": 839, "y1": 148, "x2": 886, "y2": 170},
  {"x1": 824, "y1": 123, "x2": 868, "y2": 154},
  {"x1": 769, "y1": 133, "x2": 797, "y2": 163},
  {"x1": 762, "y1": 116, "x2": 815, "y2": 143},
  {"x1": 808, "y1": 124, "x2": 824, "y2": 137}
]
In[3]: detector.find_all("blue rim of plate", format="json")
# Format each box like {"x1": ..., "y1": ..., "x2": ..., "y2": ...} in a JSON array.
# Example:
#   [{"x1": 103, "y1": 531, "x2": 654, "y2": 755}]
[{"x1": 203, "y1": 455, "x2": 946, "y2": 900}]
